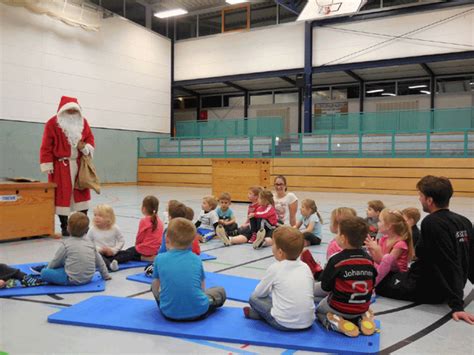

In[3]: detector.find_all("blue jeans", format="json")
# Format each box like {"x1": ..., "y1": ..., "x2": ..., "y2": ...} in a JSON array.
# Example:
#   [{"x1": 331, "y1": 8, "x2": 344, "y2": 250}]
[
  {"x1": 41, "y1": 267, "x2": 70, "y2": 285},
  {"x1": 249, "y1": 294, "x2": 295, "y2": 331}
]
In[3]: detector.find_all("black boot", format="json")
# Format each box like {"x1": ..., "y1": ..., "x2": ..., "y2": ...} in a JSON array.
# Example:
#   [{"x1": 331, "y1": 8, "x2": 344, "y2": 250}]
[{"x1": 59, "y1": 215, "x2": 70, "y2": 236}]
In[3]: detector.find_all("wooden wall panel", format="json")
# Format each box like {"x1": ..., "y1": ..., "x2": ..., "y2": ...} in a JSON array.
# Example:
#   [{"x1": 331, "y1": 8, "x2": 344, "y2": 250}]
[{"x1": 137, "y1": 158, "x2": 474, "y2": 197}]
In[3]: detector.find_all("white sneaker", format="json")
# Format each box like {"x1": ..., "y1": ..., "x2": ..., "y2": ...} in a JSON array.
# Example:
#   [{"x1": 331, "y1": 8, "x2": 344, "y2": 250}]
[
  {"x1": 253, "y1": 229, "x2": 266, "y2": 249},
  {"x1": 216, "y1": 225, "x2": 231, "y2": 246},
  {"x1": 109, "y1": 260, "x2": 119, "y2": 272}
]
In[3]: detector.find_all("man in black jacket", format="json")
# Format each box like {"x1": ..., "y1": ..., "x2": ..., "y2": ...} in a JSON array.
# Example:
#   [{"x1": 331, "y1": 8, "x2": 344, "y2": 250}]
[{"x1": 376, "y1": 175, "x2": 474, "y2": 324}]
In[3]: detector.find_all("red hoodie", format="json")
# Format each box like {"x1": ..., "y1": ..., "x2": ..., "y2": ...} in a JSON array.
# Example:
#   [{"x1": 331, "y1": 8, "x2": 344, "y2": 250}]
[
  {"x1": 254, "y1": 204, "x2": 278, "y2": 226},
  {"x1": 135, "y1": 216, "x2": 164, "y2": 256}
]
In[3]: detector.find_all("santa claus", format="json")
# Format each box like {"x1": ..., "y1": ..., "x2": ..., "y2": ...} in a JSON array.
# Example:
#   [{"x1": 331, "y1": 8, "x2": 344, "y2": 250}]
[{"x1": 40, "y1": 96, "x2": 95, "y2": 236}]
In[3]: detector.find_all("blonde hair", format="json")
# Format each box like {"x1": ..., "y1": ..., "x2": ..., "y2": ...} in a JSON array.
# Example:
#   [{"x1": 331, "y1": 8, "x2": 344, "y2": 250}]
[
  {"x1": 167, "y1": 217, "x2": 196, "y2": 249},
  {"x1": 218, "y1": 192, "x2": 232, "y2": 202},
  {"x1": 301, "y1": 198, "x2": 323, "y2": 223},
  {"x1": 203, "y1": 196, "x2": 218, "y2": 210},
  {"x1": 380, "y1": 209, "x2": 414, "y2": 260},
  {"x1": 402, "y1": 207, "x2": 421, "y2": 224},
  {"x1": 259, "y1": 190, "x2": 274, "y2": 206},
  {"x1": 93, "y1": 204, "x2": 116, "y2": 229},
  {"x1": 330, "y1": 207, "x2": 357, "y2": 233}
]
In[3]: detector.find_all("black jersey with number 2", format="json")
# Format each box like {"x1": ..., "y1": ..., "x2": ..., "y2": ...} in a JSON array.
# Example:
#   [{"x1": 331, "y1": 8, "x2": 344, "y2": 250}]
[{"x1": 321, "y1": 249, "x2": 377, "y2": 315}]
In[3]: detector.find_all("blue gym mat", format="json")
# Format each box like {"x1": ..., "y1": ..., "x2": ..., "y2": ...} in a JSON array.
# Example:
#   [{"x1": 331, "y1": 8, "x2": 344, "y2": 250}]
[
  {"x1": 119, "y1": 253, "x2": 215, "y2": 269},
  {"x1": 0, "y1": 263, "x2": 105, "y2": 298},
  {"x1": 126, "y1": 271, "x2": 258, "y2": 302},
  {"x1": 200, "y1": 253, "x2": 216, "y2": 261},
  {"x1": 48, "y1": 296, "x2": 380, "y2": 354}
]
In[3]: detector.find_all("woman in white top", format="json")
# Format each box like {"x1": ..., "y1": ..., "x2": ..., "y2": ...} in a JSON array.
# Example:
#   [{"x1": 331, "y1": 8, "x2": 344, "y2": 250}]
[{"x1": 273, "y1": 175, "x2": 298, "y2": 226}]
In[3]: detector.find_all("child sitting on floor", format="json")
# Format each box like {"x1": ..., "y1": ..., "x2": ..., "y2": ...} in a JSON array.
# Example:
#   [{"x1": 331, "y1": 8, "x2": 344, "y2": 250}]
[
  {"x1": 326, "y1": 207, "x2": 357, "y2": 260},
  {"x1": 35, "y1": 212, "x2": 110, "y2": 285},
  {"x1": 87, "y1": 204, "x2": 124, "y2": 272},
  {"x1": 365, "y1": 209, "x2": 414, "y2": 286},
  {"x1": 0, "y1": 264, "x2": 44, "y2": 288},
  {"x1": 195, "y1": 195, "x2": 219, "y2": 243},
  {"x1": 316, "y1": 217, "x2": 377, "y2": 337},
  {"x1": 215, "y1": 192, "x2": 239, "y2": 236},
  {"x1": 151, "y1": 218, "x2": 226, "y2": 321},
  {"x1": 112, "y1": 195, "x2": 164, "y2": 264},
  {"x1": 294, "y1": 198, "x2": 323, "y2": 246},
  {"x1": 365, "y1": 200, "x2": 385, "y2": 240},
  {"x1": 251, "y1": 190, "x2": 279, "y2": 249},
  {"x1": 402, "y1": 207, "x2": 421, "y2": 248},
  {"x1": 216, "y1": 186, "x2": 262, "y2": 246},
  {"x1": 243, "y1": 226, "x2": 315, "y2": 331}
]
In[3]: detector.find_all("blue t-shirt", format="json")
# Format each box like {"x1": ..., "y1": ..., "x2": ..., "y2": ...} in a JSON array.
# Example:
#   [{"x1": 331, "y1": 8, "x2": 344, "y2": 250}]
[
  {"x1": 153, "y1": 249, "x2": 209, "y2": 319},
  {"x1": 299, "y1": 213, "x2": 322, "y2": 237},
  {"x1": 216, "y1": 207, "x2": 234, "y2": 221}
]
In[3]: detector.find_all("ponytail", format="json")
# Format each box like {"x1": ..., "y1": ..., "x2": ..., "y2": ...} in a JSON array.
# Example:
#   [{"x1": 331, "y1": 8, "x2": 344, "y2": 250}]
[
  {"x1": 316, "y1": 210, "x2": 323, "y2": 224},
  {"x1": 142, "y1": 195, "x2": 159, "y2": 231}
]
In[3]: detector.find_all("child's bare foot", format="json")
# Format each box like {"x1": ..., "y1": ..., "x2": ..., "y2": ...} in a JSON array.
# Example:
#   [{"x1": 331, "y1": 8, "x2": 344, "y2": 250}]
[{"x1": 0, "y1": 280, "x2": 5, "y2": 288}]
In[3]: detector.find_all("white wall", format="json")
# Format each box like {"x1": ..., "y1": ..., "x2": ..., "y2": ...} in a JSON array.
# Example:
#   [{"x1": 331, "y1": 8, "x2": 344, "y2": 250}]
[
  {"x1": 314, "y1": 6, "x2": 474, "y2": 66},
  {"x1": 174, "y1": 6, "x2": 473, "y2": 81},
  {"x1": 175, "y1": 22, "x2": 304, "y2": 81},
  {"x1": 0, "y1": 3, "x2": 171, "y2": 133}
]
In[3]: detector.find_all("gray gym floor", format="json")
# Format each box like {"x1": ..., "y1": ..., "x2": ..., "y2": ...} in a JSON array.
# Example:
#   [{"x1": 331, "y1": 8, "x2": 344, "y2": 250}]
[{"x1": 1, "y1": 186, "x2": 473, "y2": 354}]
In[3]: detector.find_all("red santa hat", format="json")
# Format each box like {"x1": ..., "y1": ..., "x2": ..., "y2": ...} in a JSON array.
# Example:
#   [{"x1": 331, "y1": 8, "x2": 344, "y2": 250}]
[{"x1": 57, "y1": 96, "x2": 82, "y2": 116}]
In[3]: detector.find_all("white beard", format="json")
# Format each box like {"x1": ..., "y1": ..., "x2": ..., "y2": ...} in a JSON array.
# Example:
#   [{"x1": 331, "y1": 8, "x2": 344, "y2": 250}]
[{"x1": 57, "y1": 112, "x2": 84, "y2": 148}]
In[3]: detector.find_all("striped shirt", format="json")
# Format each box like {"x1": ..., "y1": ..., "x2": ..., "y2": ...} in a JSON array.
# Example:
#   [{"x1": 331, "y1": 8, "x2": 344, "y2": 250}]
[{"x1": 321, "y1": 249, "x2": 377, "y2": 315}]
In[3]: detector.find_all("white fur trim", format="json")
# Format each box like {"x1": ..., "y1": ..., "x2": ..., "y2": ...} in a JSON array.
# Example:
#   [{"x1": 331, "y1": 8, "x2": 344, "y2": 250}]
[
  {"x1": 81, "y1": 143, "x2": 95, "y2": 158},
  {"x1": 57, "y1": 102, "x2": 82, "y2": 116},
  {"x1": 40, "y1": 162, "x2": 54, "y2": 173},
  {"x1": 56, "y1": 201, "x2": 89, "y2": 215}
]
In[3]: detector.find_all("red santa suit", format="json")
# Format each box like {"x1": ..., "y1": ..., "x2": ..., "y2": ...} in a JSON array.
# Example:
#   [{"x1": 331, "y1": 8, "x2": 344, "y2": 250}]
[{"x1": 40, "y1": 96, "x2": 95, "y2": 216}]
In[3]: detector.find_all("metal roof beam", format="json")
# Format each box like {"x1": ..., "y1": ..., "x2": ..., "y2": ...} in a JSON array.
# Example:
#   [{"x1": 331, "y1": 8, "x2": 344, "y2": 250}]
[
  {"x1": 344, "y1": 70, "x2": 363, "y2": 82},
  {"x1": 279, "y1": 76, "x2": 297, "y2": 86},
  {"x1": 420, "y1": 63, "x2": 435, "y2": 77},
  {"x1": 224, "y1": 81, "x2": 248, "y2": 92}
]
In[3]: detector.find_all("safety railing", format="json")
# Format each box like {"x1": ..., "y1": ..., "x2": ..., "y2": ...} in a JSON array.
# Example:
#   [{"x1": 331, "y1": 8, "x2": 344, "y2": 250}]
[{"x1": 138, "y1": 128, "x2": 474, "y2": 159}]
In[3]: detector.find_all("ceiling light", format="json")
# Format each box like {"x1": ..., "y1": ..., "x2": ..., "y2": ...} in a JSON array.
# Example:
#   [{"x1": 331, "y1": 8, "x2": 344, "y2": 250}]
[
  {"x1": 408, "y1": 85, "x2": 427, "y2": 89},
  {"x1": 226, "y1": 0, "x2": 248, "y2": 4},
  {"x1": 366, "y1": 89, "x2": 384, "y2": 94},
  {"x1": 381, "y1": 93, "x2": 396, "y2": 96},
  {"x1": 154, "y1": 8, "x2": 187, "y2": 18},
  {"x1": 420, "y1": 90, "x2": 431, "y2": 95}
]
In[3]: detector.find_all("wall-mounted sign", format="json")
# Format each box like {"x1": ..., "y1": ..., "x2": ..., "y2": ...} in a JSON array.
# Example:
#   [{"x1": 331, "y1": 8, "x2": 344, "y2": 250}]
[{"x1": 0, "y1": 195, "x2": 18, "y2": 202}]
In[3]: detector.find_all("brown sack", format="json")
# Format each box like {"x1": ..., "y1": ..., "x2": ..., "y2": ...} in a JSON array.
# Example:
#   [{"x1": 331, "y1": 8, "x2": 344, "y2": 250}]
[{"x1": 75, "y1": 155, "x2": 101, "y2": 194}]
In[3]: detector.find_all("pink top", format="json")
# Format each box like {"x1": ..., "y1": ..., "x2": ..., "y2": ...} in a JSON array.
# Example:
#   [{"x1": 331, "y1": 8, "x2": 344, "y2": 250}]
[
  {"x1": 379, "y1": 235, "x2": 409, "y2": 272},
  {"x1": 135, "y1": 216, "x2": 164, "y2": 257},
  {"x1": 326, "y1": 239, "x2": 343, "y2": 260}
]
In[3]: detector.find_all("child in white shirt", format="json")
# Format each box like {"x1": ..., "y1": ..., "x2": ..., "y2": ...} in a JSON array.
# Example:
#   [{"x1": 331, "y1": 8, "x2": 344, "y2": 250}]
[
  {"x1": 195, "y1": 196, "x2": 219, "y2": 243},
  {"x1": 243, "y1": 226, "x2": 315, "y2": 330},
  {"x1": 87, "y1": 204, "x2": 124, "y2": 272}
]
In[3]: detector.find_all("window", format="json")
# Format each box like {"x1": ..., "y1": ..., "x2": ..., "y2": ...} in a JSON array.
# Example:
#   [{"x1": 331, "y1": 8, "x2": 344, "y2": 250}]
[
  {"x1": 199, "y1": 11, "x2": 221, "y2": 37},
  {"x1": 436, "y1": 76, "x2": 474, "y2": 94},
  {"x1": 125, "y1": 0, "x2": 145, "y2": 26},
  {"x1": 347, "y1": 85, "x2": 360, "y2": 99},
  {"x1": 99, "y1": 0, "x2": 124, "y2": 16},
  {"x1": 174, "y1": 97, "x2": 197, "y2": 109},
  {"x1": 224, "y1": 95, "x2": 244, "y2": 107},
  {"x1": 251, "y1": 92, "x2": 273, "y2": 105},
  {"x1": 176, "y1": 15, "x2": 197, "y2": 40},
  {"x1": 251, "y1": 2, "x2": 277, "y2": 28},
  {"x1": 278, "y1": 3, "x2": 305, "y2": 23},
  {"x1": 275, "y1": 91, "x2": 298, "y2": 103},
  {"x1": 202, "y1": 96, "x2": 222, "y2": 108},
  {"x1": 312, "y1": 87, "x2": 331, "y2": 101},
  {"x1": 398, "y1": 80, "x2": 431, "y2": 96},
  {"x1": 222, "y1": 4, "x2": 249, "y2": 32},
  {"x1": 365, "y1": 82, "x2": 396, "y2": 97},
  {"x1": 152, "y1": 17, "x2": 168, "y2": 37}
]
